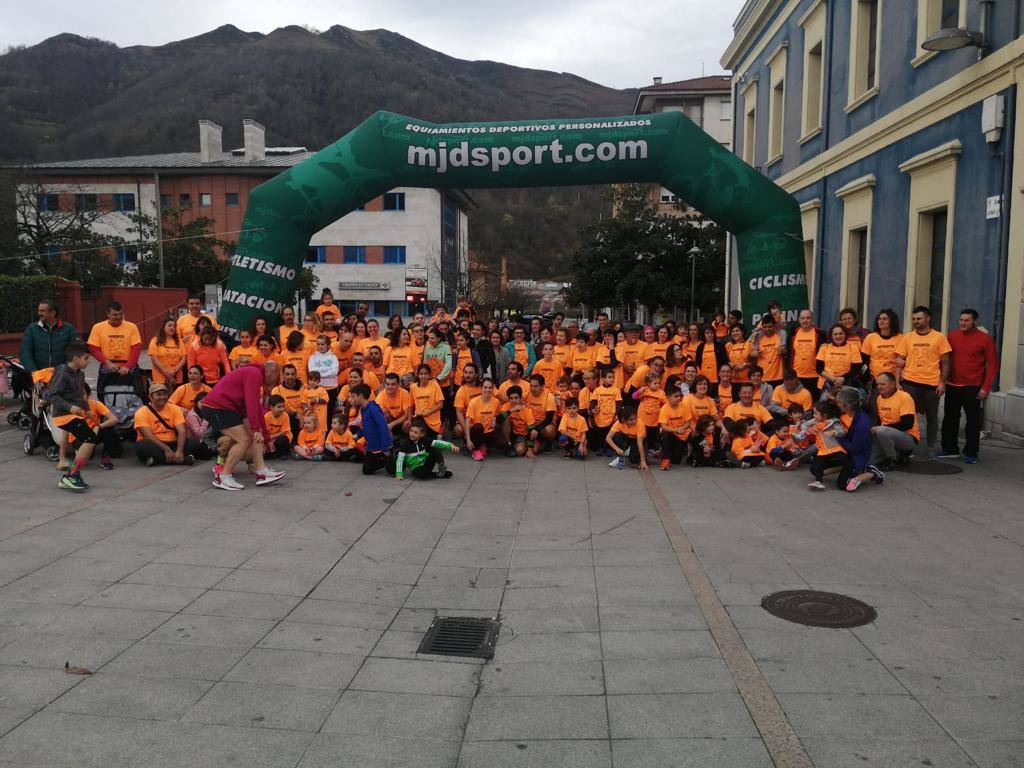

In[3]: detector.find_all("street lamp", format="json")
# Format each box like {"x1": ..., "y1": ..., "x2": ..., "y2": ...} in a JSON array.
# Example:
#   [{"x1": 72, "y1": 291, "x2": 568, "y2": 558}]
[
  {"x1": 687, "y1": 245, "x2": 702, "y2": 323},
  {"x1": 922, "y1": 0, "x2": 993, "y2": 55}
]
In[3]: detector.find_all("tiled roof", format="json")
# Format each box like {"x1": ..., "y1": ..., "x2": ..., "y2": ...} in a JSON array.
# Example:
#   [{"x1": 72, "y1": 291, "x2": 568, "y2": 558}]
[
  {"x1": 642, "y1": 75, "x2": 732, "y2": 91},
  {"x1": 26, "y1": 150, "x2": 316, "y2": 171}
]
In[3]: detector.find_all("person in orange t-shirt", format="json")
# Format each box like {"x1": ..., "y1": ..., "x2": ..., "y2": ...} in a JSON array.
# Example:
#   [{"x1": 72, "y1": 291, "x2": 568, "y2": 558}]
[
  {"x1": 579, "y1": 368, "x2": 621, "y2": 453},
  {"x1": 375, "y1": 373, "x2": 414, "y2": 436},
  {"x1": 894, "y1": 306, "x2": 952, "y2": 453},
  {"x1": 228, "y1": 330, "x2": 258, "y2": 370},
  {"x1": 657, "y1": 387, "x2": 692, "y2": 468},
  {"x1": 816, "y1": 324, "x2": 863, "y2": 393},
  {"x1": 170, "y1": 365, "x2": 212, "y2": 411},
  {"x1": 148, "y1": 317, "x2": 187, "y2": 386},
  {"x1": 728, "y1": 417, "x2": 767, "y2": 467},
  {"x1": 300, "y1": 370, "x2": 329, "y2": 432},
  {"x1": 453, "y1": 364, "x2": 483, "y2": 440},
  {"x1": 293, "y1": 412, "x2": 325, "y2": 460},
  {"x1": 188, "y1": 328, "x2": 231, "y2": 384},
  {"x1": 870, "y1": 371, "x2": 920, "y2": 468},
  {"x1": 801, "y1": 400, "x2": 849, "y2": 489},
  {"x1": 557, "y1": 398, "x2": 589, "y2": 459},
  {"x1": 789, "y1": 310, "x2": 823, "y2": 398},
  {"x1": 532, "y1": 342, "x2": 564, "y2": 392},
  {"x1": 631, "y1": 371, "x2": 667, "y2": 450},
  {"x1": 606, "y1": 408, "x2": 648, "y2": 470},
  {"x1": 263, "y1": 395, "x2": 293, "y2": 458},
  {"x1": 410, "y1": 364, "x2": 445, "y2": 438},
  {"x1": 325, "y1": 412, "x2": 359, "y2": 461},
  {"x1": 465, "y1": 378, "x2": 509, "y2": 459},
  {"x1": 502, "y1": 386, "x2": 538, "y2": 458},
  {"x1": 726, "y1": 325, "x2": 753, "y2": 382}
]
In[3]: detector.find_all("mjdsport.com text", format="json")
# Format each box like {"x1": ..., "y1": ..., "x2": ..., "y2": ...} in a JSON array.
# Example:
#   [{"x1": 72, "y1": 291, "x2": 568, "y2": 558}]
[{"x1": 407, "y1": 138, "x2": 649, "y2": 174}]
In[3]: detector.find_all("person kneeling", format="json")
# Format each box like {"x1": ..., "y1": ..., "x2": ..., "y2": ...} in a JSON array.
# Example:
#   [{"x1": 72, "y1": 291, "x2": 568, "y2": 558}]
[
  {"x1": 325, "y1": 412, "x2": 359, "y2": 461},
  {"x1": 134, "y1": 382, "x2": 199, "y2": 466},
  {"x1": 557, "y1": 398, "x2": 589, "y2": 459},
  {"x1": 395, "y1": 418, "x2": 460, "y2": 480},
  {"x1": 263, "y1": 395, "x2": 293, "y2": 460}
]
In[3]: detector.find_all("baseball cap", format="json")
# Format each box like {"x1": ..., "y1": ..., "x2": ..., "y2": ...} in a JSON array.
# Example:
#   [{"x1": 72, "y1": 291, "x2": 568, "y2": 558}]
[{"x1": 149, "y1": 382, "x2": 168, "y2": 395}]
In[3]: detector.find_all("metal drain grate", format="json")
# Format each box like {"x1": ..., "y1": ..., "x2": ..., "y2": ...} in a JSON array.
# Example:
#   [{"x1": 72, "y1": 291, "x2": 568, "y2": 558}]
[
  {"x1": 418, "y1": 616, "x2": 501, "y2": 659},
  {"x1": 761, "y1": 590, "x2": 877, "y2": 628}
]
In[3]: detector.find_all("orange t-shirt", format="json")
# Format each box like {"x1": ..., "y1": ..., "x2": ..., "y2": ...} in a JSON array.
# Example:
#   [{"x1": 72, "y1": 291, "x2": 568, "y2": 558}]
[
  {"x1": 278, "y1": 349, "x2": 310, "y2": 384},
  {"x1": 386, "y1": 346, "x2": 419, "y2": 378},
  {"x1": 724, "y1": 401, "x2": 772, "y2": 426},
  {"x1": 524, "y1": 388, "x2": 556, "y2": 421},
  {"x1": 134, "y1": 402, "x2": 185, "y2": 443},
  {"x1": 502, "y1": 402, "x2": 536, "y2": 436},
  {"x1": 169, "y1": 382, "x2": 211, "y2": 411},
  {"x1": 276, "y1": 323, "x2": 300, "y2": 350},
  {"x1": 300, "y1": 386, "x2": 329, "y2": 430},
  {"x1": 452, "y1": 348, "x2": 476, "y2": 386},
  {"x1": 375, "y1": 388, "x2": 413, "y2": 421},
  {"x1": 553, "y1": 344, "x2": 575, "y2": 370},
  {"x1": 896, "y1": 330, "x2": 951, "y2": 387},
  {"x1": 264, "y1": 410, "x2": 292, "y2": 442},
  {"x1": 609, "y1": 419, "x2": 646, "y2": 441},
  {"x1": 731, "y1": 434, "x2": 765, "y2": 458},
  {"x1": 789, "y1": 327, "x2": 820, "y2": 379},
  {"x1": 271, "y1": 383, "x2": 303, "y2": 414},
  {"x1": 532, "y1": 357, "x2": 563, "y2": 391},
  {"x1": 755, "y1": 333, "x2": 784, "y2": 381},
  {"x1": 726, "y1": 341, "x2": 752, "y2": 381},
  {"x1": 229, "y1": 344, "x2": 257, "y2": 368},
  {"x1": 682, "y1": 393, "x2": 718, "y2": 428},
  {"x1": 188, "y1": 343, "x2": 230, "y2": 384},
  {"x1": 658, "y1": 399, "x2": 692, "y2": 436},
  {"x1": 296, "y1": 428, "x2": 324, "y2": 450},
  {"x1": 558, "y1": 412, "x2": 588, "y2": 443},
  {"x1": 636, "y1": 388, "x2": 667, "y2": 428},
  {"x1": 147, "y1": 338, "x2": 186, "y2": 385},
  {"x1": 811, "y1": 420, "x2": 846, "y2": 456},
  {"x1": 326, "y1": 428, "x2": 357, "y2": 451},
  {"x1": 410, "y1": 380, "x2": 444, "y2": 432},
  {"x1": 88, "y1": 320, "x2": 141, "y2": 364},
  {"x1": 177, "y1": 313, "x2": 217, "y2": 346},
  {"x1": 876, "y1": 389, "x2": 921, "y2": 441},
  {"x1": 816, "y1": 343, "x2": 862, "y2": 387},
  {"x1": 579, "y1": 384, "x2": 621, "y2": 428},
  {"x1": 454, "y1": 384, "x2": 483, "y2": 411},
  {"x1": 772, "y1": 385, "x2": 813, "y2": 413},
  {"x1": 466, "y1": 396, "x2": 500, "y2": 432},
  {"x1": 569, "y1": 346, "x2": 596, "y2": 375},
  {"x1": 861, "y1": 332, "x2": 902, "y2": 379},
  {"x1": 696, "y1": 344, "x2": 720, "y2": 383}
]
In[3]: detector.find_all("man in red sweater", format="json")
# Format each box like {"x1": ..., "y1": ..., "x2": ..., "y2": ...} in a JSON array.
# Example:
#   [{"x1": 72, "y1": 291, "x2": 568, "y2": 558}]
[{"x1": 939, "y1": 308, "x2": 998, "y2": 464}]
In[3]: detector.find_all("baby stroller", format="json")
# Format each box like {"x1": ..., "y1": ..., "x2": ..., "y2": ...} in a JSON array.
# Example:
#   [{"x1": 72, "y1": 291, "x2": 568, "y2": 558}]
[
  {"x1": 22, "y1": 373, "x2": 62, "y2": 462},
  {"x1": 97, "y1": 370, "x2": 144, "y2": 441},
  {"x1": 2, "y1": 355, "x2": 34, "y2": 430}
]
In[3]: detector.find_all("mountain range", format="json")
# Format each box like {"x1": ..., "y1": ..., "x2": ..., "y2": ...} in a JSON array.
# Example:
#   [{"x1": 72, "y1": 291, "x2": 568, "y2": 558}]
[{"x1": 0, "y1": 25, "x2": 639, "y2": 276}]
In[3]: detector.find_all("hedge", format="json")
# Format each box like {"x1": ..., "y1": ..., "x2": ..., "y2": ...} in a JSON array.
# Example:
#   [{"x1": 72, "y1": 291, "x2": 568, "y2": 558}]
[{"x1": 0, "y1": 275, "x2": 60, "y2": 333}]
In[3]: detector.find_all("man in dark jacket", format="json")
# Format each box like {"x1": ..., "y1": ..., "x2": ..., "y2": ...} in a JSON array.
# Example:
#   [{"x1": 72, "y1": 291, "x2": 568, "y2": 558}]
[
  {"x1": 19, "y1": 298, "x2": 78, "y2": 374},
  {"x1": 350, "y1": 383, "x2": 394, "y2": 476}
]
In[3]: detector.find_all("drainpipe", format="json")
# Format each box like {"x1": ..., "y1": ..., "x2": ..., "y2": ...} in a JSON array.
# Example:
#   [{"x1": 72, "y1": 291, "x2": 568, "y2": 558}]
[
  {"x1": 992, "y1": 0, "x2": 1021, "y2": 384},
  {"x1": 153, "y1": 172, "x2": 165, "y2": 287},
  {"x1": 812, "y1": 0, "x2": 838, "y2": 319}
]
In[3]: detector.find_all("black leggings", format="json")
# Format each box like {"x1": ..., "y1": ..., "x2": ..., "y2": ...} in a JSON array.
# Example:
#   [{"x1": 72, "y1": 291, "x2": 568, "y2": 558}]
[
  {"x1": 136, "y1": 438, "x2": 202, "y2": 465},
  {"x1": 810, "y1": 452, "x2": 849, "y2": 481},
  {"x1": 469, "y1": 424, "x2": 509, "y2": 452},
  {"x1": 588, "y1": 424, "x2": 610, "y2": 451},
  {"x1": 409, "y1": 448, "x2": 444, "y2": 478},
  {"x1": 61, "y1": 418, "x2": 99, "y2": 445},
  {"x1": 611, "y1": 433, "x2": 641, "y2": 465}
]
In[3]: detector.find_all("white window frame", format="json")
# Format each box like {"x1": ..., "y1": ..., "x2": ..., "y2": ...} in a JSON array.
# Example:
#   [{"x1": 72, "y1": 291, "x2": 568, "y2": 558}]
[
  {"x1": 766, "y1": 42, "x2": 788, "y2": 165},
  {"x1": 899, "y1": 140, "x2": 961, "y2": 329},
  {"x1": 835, "y1": 175, "x2": 876, "y2": 322},
  {"x1": 847, "y1": 0, "x2": 882, "y2": 112},
  {"x1": 914, "y1": 0, "x2": 967, "y2": 66},
  {"x1": 800, "y1": 199, "x2": 821, "y2": 309},
  {"x1": 741, "y1": 78, "x2": 758, "y2": 165},
  {"x1": 799, "y1": 0, "x2": 826, "y2": 144}
]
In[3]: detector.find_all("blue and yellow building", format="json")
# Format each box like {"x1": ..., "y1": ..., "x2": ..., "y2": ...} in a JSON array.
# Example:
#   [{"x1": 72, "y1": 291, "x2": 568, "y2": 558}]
[{"x1": 722, "y1": 0, "x2": 1024, "y2": 440}]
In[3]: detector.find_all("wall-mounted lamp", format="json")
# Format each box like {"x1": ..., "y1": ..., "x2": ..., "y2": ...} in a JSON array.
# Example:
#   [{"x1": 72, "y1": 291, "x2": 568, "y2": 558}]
[{"x1": 922, "y1": 0, "x2": 994, "y2": 56}]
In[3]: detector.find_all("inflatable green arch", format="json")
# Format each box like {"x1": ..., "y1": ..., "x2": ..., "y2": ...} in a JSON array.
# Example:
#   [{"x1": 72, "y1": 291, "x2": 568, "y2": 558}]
[{"x1": 217, "y1": 110, "x2": 807, "y2": 335}]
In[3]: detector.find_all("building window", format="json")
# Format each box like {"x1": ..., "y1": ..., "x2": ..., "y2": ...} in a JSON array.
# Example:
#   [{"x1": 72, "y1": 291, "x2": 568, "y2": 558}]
[
  {"x1": 916, "y1": 0, "x2": 965, "y2": 62},
  {"x1": 383, "y1": 246, "x2": 406, "y2": 264},
  {"x1": 116, "y1": 246, "x2": 138, "y2": 265},
  {"x1": 372, "y1": 301, "x2": 395, "y2": 316},
  {"x1": 900, "y1": 140, "x2": 960, "y2": 328},
  {"x1": 849, "y1": 0, "x2": 881, "y2": 108},
  {"x1": 113, "y1": 193, "x2": 136, "y2": 212},
  {"x1": 799, "y1": 2, "x2": 826, "y2": 140},
  {"x1": 75, "y1": 193, "x2": 97, "y2": 212},
  {"x1": 343, "y1": 246, "x2": 366, "y2": 264},
  {"x1": 741, "y1": 81, "x2": 757, "y2": 165},
  {"x1": 37, "y1": 193, "x2": 59, "y2": 212},
  {"x1": 800, "y1": 199, "x2": 820, "y2": 310},
  {"x1": 306, "y1": 246, "x2": 326, "y2": 264},
  {"x1": 383, "y1": 192, "x2": 406, "y2": 211},
  {"x1": 180, "y1": 193, "x2": 192, "y2": 209},
  {"x1": 225, "y1": 193, "x2": 239, "y2": 207},
  {"x1": 767, "y1": 44, "x2": 787, "y2": 162},
  {"x1": 836, "y1": 174, "x2": 875, "y2": 322},
  {"x1": 199, "y1": 192, "x2": 212, "y2": 207},
  {"x1": 720, "y1": 98, "x2": 732, "y2": 121},
  {"x1": 160, "y1": 194, "x2": 172, "y2": 208},
  {"x1": 659, "y1": 187, "x2": 678, "y2": 204}
]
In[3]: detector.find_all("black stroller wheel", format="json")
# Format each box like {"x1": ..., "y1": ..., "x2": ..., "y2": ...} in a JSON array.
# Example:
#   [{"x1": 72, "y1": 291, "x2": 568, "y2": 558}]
[
  {"x1": 23, "y1": 434, "x2": 34, "y2": 455},
  {"x1": 6, "y1": 412, "x2": 19, "y2": 426},
  {"x1": 45, "y1": 445, "x2": 60, "y2": 462},
  {"x1": 17, "y1": 414, "x2": 32, "y2": 430}
]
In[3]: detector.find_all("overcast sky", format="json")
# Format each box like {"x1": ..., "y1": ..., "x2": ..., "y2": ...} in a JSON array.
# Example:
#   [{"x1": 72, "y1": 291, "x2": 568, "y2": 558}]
[{"x1": 2, "y1": 0, "x2": 740, "y2": 88}]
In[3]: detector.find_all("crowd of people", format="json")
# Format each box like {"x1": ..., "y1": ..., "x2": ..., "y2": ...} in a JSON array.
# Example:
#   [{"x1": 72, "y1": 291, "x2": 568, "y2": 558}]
[{"x1": 14, "y1": 287, "x2": 999, "y2": 493}]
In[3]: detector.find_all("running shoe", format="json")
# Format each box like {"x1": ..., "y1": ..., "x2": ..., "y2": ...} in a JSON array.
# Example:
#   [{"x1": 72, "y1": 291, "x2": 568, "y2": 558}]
[
  {"x1": 867, "y1": 465, "x2": 886, "y2": 484},
  {"x1": 183, "y1": 455, "x2": 195, "y2": 466},
  {"x1": 100, "y1": 456, "x2": 114, "y2": 470},
  {"x1": 934, "y1": 452, "x2": 960, "y2": 460},
  {"x1": 439, "y1": 470, "x2": 453, "y2": 479},
  {"x1": 964, "y1": 455, "x2": 977, "y2": 465},
  {"x1": 255, "y1": 469, "x2": 286, "y2": 486},
  {"x1": 213, "y1": 474, "x2": 245, "y2": 491},
  {"x1": 784, "y1": 457, "x2": 801, "y2": 470},
  {"x1": 659, "y1": 458, "x2": 670, "y2": 471},
  {"x1": 58, "y1": 474, "x2": 87, "y2": 492},
  {"x1": 808, "y1": 480, "x2": 826, "y2": 490},
  {"x1": 472, "y1": 449, "x2": 484, "y2": 461},
  {"x1": 845, "y1": 477, "x2": 862, "y2": 492}
]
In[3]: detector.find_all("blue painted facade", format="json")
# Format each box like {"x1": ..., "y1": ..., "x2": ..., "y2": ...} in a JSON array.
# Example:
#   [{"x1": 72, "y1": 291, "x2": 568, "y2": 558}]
[{"x1": 728, "y1": 0, "x2": 1019, "y2": 334}]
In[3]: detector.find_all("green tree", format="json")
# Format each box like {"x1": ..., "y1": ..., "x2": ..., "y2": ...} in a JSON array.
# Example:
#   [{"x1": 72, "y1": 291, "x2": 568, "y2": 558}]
[
  {"x1": 293, "y1": 265, "x2": 320, "y2": 306},
  {"x1": 567, "y1": 184, "x2": 725, "y2": 320},
  {"x1": 126, "y1": 207, "x2": 232, "y2": 293},
  {"x1": 0, "y1": 174, "x2": 126, "y2": 291}
]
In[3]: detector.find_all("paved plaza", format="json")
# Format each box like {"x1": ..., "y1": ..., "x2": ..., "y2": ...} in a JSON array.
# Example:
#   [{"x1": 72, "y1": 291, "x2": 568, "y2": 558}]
[{"x1": 0, "y1": 422, "x2": 1021, "y2": 768}]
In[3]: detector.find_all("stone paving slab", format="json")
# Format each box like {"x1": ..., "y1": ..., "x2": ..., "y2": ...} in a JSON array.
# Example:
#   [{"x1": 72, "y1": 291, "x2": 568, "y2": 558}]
[{"x1": 0, "y1": 424, "x2": 1022, "y2": 767}]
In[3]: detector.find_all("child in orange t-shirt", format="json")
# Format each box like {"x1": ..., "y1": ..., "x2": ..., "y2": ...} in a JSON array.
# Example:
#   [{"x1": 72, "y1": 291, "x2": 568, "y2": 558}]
[
  {"x1": 799, "y1": 400, "x2": 849, "y2": 490},
  {"x1": 765, "y1": 422, "x2": 800, "y2": 470},
  {"x1": 228, "y1": 330, "x2": 258, "y2": 370},
  {"x1": 557, "y1": 398, "x2": 588, "y2": 459},
  {"x1": 687, "y1": 414, "x2": 728, "y2": 468},
  {"x1": 729, "y1": 417, "x2": 767, "y2": 467},
  {"x1": 325, "y1": 412, "x2": 359, "y2": 461},
  {"x1": 502, "y1": 385, "x2": 538, "y2": 459},
  {"x1": 293, "y1": 413, "x2": 325, "y2": 461},
  {"x1": 263, "y1": 395, "x2": 293, "y2": 459},
  {"x1": 300, "y1": 370, "x2": 329, "y2": 432}
]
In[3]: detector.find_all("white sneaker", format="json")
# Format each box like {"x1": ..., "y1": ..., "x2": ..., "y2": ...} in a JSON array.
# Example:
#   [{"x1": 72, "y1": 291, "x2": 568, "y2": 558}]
[
  {"x1": 808, "y1": 480, "x2": 826, "y2": 491},
  {"x1": 608, "y1": 457, "x2": 620, "y2": 468},
  {"x1": 213, "y1": 473, "x2": 245, "y2": 491},
  {"x1": 255, "y1": 469, "x2": 286, "y2": 486}
]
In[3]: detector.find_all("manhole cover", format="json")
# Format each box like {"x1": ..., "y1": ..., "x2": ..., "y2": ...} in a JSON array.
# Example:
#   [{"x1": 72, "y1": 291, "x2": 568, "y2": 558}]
[
  {"x1": 418, "y1": 616, "x2": 500, "y2": 659},
  {"x1": 896, "y1": 462, "x2": 963, "y2": 475},
  {"x1": 761, "y1": 590, "x2": 877, "y2": 628}
]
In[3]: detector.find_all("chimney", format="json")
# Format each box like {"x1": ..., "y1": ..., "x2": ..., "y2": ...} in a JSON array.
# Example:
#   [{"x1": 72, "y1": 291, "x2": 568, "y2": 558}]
[
  {"x1": 653, "y1": 76, "x2": 663, "y2": 85},
  {"x1": 243, "y1": 119, "x2": 266, "y2": 163},
  {"x1": 199, "y1": 119, "x2": 222, "y2": 163}
]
